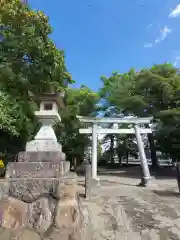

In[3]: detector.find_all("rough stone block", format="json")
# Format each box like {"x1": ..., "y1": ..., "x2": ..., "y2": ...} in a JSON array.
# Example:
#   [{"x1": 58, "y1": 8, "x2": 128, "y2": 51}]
[
  {"x1": 8, "y1": 173, "x2": 77, "y2": 202},
  {"x1": 5, "y1": 161, "x2": 70, "y2": 178},
  {"x1": 27, "y1": 197, "x2": 55, "y2": 234},
  {"x1": 55, "y1": 198, "x2": 82, "y2": 231},
  {"x1": 8, "y1": 178, "x2": 59, "y2": 202},
  {"x1": 26, "y1": 140, "x2": 62, "y2": 152},
  {"x1": 56, "y1": 180, "x2": 77, "y2": 200},
  {"x1": 18, "y1": 151, "x2": 66, "y2": 162},
  {"x1": 0, "y1": 197, "x2": 28, "y2": 230},
  {"x1": 0, "y1": 196, "x2": 56, "y2": 237},
  {"x1": 0, "y1": 181, "x2": 9, "y2": 200}
]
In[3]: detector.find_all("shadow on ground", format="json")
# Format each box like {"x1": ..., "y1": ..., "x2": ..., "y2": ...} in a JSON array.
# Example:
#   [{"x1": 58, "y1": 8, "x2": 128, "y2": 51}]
[
  {"x1": 97, "y1": 166, "x2": 177, "y2": 180},
  {"x1": 153, "y1": 189, "x2": 180, "y2": 198}
]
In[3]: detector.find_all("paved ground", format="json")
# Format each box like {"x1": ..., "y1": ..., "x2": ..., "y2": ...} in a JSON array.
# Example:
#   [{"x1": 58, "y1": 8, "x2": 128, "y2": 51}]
[{"x1": 79, "y1": 168, "x2": 180, "y2": 240}]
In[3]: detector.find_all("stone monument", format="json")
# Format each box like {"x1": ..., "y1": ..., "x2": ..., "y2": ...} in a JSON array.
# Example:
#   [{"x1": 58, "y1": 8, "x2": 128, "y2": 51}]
[{"x1": 0, "y1": 92, "x2": 89, "y2": 240}]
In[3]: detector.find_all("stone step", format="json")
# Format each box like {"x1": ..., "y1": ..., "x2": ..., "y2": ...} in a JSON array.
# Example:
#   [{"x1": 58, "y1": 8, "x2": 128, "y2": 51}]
[
  {"x1": 5, "y1": 161, "x2": 70, "y2": 179},
  {"x1": 18, "y1": 151, "x2": 66, "y2": 163},
  {"x1": 26, "y1": 140, "x2": 62, "y2": 152}
]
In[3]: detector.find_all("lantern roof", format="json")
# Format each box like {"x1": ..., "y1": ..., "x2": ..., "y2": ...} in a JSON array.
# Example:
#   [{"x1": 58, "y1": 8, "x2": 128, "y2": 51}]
[{"x1": 30, "y1": 92, "x2": 65, "y2": 108}]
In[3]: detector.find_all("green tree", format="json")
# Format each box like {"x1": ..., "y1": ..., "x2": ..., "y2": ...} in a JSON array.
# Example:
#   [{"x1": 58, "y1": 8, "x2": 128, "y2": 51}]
[
  {"x1": 99, "y1": 70, "x2": 139, "y2": 164},
  {"x1": 56, "y1": 86, "x2": 99, "y2": 166},
  {"x1": 0, "y1": 0, "x2": 72, "y2": 155},
  {"x1": 0, "y1": 0, "x2": 72, "y2": 96},
  {"x1": 99, "y1": 64, "x2": 180, "y2": 166}
]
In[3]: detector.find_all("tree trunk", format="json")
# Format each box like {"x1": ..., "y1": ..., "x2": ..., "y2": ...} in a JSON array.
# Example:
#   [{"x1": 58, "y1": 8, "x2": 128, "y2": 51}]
[
  {"x1": 118, "y1": 154, "x2": 122, "y2": 165},
  {"x1": 110, "y1": 135, "x2": 115, "y2": 164},
  {"x1": 170, "y1": 153, "x2": 177, "y2": 163},
  {"x1": 126, "y1": 152, "x2": 129, "y2": 165},
  {"x1": 147, "y1": 132, "x2": 158, "y2": 170},
  {"x1": 124, "y1": 138, "x2": 129, "y2": 165}
]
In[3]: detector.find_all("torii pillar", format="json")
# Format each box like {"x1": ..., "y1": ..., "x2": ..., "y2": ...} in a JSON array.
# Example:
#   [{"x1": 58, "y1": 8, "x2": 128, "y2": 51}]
[
  {"x1": 134, "y1": 124, "x2": 151, "y2": 186},
  {"x1": 92, "y1": 123, "x2": 98, "y2": 180}
]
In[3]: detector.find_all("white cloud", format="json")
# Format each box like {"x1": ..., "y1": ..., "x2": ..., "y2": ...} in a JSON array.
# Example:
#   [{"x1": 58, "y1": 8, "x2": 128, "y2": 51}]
[
  {"x1": 154, "y1": 26, "x2": 171, "y2": 44},
  {"x1": 144, "y1": 26, "x2": 171, "y2": 48},
  {"x1": 169, "y1": 4, "x2": 180, "y2": 18},
  {"x1": 173, "y1": 56, "x2": 180, "y2": 66},
  {"x1": 144, "y1": 42, "x2": 153, "y2": 48}
]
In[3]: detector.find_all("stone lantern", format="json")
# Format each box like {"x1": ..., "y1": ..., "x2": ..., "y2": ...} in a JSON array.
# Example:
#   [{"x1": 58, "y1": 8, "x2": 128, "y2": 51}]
[
  {"x1": 0, "y1": 90, "x2": 89, "y2": 240},
  {"x1": 26, "y1": 92, "x2": 65, "y2": 152}
]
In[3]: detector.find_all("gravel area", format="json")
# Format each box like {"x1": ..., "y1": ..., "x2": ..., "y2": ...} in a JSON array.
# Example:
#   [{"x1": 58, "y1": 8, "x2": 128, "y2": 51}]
[{"x1": 79, "y1": 169, "x2": 180, "y2": 240}]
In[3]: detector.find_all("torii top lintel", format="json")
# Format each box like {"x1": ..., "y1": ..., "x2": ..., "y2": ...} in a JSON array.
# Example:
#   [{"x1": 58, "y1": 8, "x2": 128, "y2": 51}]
[{"x1": 76, "y1": 115, "x2": 153, "y2": 124}]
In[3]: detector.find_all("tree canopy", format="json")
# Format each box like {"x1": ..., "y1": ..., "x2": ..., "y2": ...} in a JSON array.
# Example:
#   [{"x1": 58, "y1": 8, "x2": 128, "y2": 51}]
[
  {"x1": 57, "y1": 86, "x2": 99, "y2": 164},
  {"x1": 1, "y1": 0, "x2": 180, "y2": 167},
  {"x1": 0, "y1": 0, "x2": 72, "y2": 154},
  {"x1": 0, "y1": 0, "x2": 72, "y2": 97},
  {"x1": 99, "y1": 63, "x2": 180, "y2": 162}
]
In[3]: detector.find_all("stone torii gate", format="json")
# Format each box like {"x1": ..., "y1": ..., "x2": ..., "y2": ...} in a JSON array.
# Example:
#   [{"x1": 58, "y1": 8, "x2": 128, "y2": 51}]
[{"x1": 77, "y1": 115, "x2": 153, "y2": 186}]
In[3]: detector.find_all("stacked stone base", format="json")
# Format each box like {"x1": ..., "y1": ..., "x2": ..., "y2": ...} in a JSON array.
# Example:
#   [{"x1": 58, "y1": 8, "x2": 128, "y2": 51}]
[
  {"x1": 0, "y1": 150, "x2": 90, "y2": 240},
  {"x1": 0, "y1": 174, "x2": 89, "y2": 240}
]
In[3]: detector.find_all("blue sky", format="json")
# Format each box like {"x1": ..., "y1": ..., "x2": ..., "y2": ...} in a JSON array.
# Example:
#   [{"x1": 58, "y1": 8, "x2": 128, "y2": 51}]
[{"x1": 29, "y1": 0, "x2": 180, "y2": 91}]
